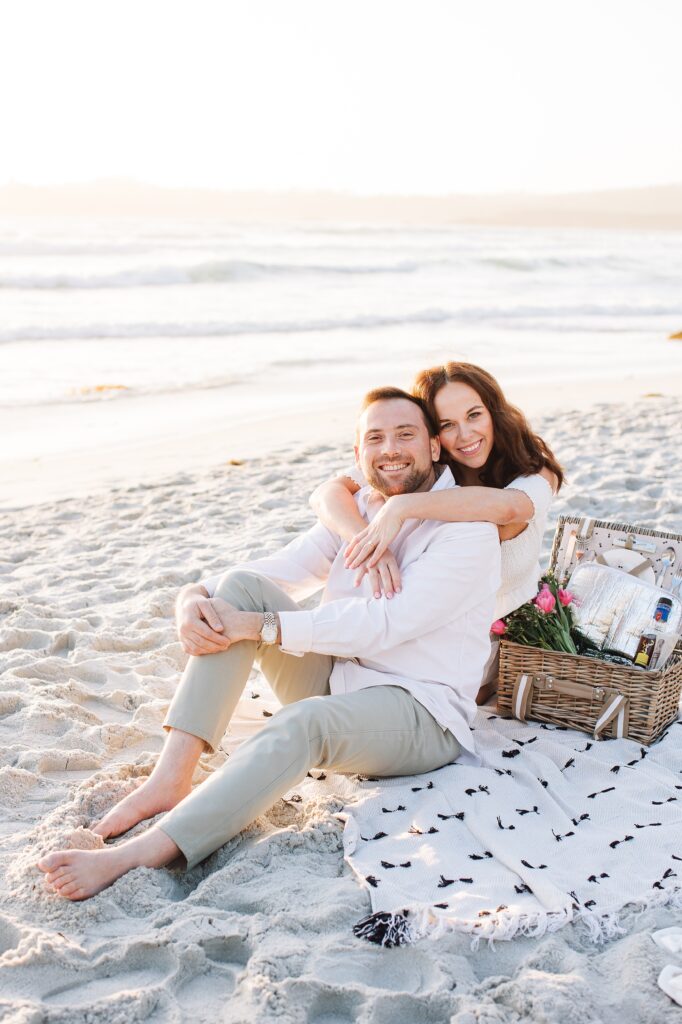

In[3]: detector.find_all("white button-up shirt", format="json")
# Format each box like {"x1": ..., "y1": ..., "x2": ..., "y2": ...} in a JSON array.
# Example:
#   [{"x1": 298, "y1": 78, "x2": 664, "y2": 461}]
[{"x1": 202, "y1": 466, "x2": 501, "y2": 764}]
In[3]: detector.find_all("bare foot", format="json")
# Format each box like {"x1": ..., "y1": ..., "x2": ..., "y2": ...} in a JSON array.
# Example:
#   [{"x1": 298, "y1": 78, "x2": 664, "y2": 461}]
[
  {"x1": 37, "y1": 847, "x2": 134, "y2": 901},
  {"x1": 91, "y1": 777, "x2": 193, "y2": 841}
]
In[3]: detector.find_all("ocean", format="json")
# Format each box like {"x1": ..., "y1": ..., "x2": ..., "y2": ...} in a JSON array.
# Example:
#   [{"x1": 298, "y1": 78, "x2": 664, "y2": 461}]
[{"x1": 2, "y1": 219, "x2": 682, "y2": 465}]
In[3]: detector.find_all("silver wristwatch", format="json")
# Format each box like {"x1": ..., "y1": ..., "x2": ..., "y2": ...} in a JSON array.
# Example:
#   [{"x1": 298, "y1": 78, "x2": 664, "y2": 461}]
[{"x1": 260, "y1": 611, "x2": 278, "y2": 644}]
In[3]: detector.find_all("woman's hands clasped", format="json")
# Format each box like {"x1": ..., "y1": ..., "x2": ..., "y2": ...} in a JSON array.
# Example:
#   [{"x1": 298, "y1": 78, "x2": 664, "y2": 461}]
[{"x1": 344, "y1": 494, "x2": 405, "y2": 599}]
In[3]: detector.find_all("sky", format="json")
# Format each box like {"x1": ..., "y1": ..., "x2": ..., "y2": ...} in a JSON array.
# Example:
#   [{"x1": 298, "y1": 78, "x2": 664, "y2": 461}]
[{"x1": 1, "y1": 0, "x2": 681, "y2": 196}]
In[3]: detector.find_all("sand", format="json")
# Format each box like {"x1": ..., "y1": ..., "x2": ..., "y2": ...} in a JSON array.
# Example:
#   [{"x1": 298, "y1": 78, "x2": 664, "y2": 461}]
[
  {"x1": 1, "y1": 395, "x2": 682, "y2": 1023},
  {"x1": 4, "y1": 371, "x2": 682, "y2": 514}
]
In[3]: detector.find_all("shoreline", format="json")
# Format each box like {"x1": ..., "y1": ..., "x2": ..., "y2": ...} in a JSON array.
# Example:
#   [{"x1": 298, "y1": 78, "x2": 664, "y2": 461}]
[{"x1": 4, "y1": 371, "x2": 682, "y2": 512}]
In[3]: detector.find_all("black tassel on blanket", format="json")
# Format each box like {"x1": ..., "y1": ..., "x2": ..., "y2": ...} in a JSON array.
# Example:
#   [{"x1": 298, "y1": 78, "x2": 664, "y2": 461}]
[{"x1": 353, "y1": 910, "x2": 412, "y2": 947}]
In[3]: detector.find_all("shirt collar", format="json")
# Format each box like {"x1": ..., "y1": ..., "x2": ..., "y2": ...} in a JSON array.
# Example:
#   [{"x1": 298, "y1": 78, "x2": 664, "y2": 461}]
[{"x1": 430, "y1": 464, "x2": 456, "y2": 492}]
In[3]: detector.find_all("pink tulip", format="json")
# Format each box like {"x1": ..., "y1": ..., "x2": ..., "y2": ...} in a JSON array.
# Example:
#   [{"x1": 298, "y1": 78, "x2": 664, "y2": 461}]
[
  {"x1": 558, "y1": 588, "x2": 574, "y2": 607},
  {"x1": 535, "y1": 588, "x2": 556, "y2": 614},
  {"x1": 490, "y1": 619, "x2": 507, "y2": 636}
]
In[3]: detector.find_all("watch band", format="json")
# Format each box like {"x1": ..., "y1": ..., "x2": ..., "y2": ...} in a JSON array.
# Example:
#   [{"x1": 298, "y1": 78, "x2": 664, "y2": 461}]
[{"x1": 260, "y1": 611, "x2": 279, "y2": 645}]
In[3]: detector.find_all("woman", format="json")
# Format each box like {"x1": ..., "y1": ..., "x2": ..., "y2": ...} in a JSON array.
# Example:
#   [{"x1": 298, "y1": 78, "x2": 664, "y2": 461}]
[{"x1": 310, "y1": 362, "x2": 563, "y2": 703}]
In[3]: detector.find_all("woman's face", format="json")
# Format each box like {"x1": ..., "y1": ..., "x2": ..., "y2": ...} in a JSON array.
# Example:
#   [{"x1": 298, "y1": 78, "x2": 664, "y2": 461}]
[{"x1": 434, "y1": 381, "x2": 495, "y2": 472}]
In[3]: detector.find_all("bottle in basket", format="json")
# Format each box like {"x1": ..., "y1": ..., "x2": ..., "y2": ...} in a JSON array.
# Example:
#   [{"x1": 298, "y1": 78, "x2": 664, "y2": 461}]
[
  {"x1": 655, "y1": 596, "x2": 673, "y2": 626},
  {"x1": 633, "y1": 632, "x2": 656, "y2": 668}
]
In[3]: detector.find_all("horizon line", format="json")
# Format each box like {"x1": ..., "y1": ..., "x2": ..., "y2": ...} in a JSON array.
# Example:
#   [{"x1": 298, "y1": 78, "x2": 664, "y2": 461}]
[{"x1": 2, "y1": 177, "x2": 682, "y2": 199}]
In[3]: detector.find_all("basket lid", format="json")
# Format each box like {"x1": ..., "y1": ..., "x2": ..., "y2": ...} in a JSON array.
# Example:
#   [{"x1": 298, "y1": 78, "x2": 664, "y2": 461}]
[{"x1": 549, "y1": 515, "x2": 682, "y2": 586}]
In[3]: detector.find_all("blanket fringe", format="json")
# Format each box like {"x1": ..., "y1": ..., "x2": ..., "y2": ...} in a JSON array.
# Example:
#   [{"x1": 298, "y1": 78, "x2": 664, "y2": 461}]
[
  {"x1": 352, "y1": 910, "x2": 414, "y2": 948},
  {"x1": 354, "y1": 885, "x2": 682, "y2": 949}
]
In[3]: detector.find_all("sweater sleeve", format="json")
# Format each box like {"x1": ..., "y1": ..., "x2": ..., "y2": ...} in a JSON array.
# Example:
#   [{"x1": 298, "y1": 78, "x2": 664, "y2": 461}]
[
  {"x1": 336, "y1": 463, "x2": 367, "y2": 488},
  {"x1": 505, "y1": 473, "x2": 553, "y2": 526}
]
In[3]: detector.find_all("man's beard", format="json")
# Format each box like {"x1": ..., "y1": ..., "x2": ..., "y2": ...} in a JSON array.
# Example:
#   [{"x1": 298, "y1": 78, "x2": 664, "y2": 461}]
[{"x1": 364, "y1": 460, "x2": 435, "y2": 496}]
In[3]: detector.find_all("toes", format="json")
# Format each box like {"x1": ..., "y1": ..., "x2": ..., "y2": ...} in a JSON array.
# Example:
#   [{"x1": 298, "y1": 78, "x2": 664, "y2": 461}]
[
  {"x1": 52, "y1": 873, "x2": 76, "y2": 890},
  {"x1": 59, "y1": 881, "x2": 81, "y2": 897},
  {"x1": 37, "y1": 852, "x2": 72, "y2": 873},
  {"x1": 45, "y1": 866, "x2": 72, "y2": 885}
]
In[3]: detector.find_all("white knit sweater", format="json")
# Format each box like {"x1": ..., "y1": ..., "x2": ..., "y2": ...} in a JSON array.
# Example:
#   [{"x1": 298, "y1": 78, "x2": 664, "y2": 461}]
[{"x1": 495, "y1": 473, "x2": 554, "y2": 618}]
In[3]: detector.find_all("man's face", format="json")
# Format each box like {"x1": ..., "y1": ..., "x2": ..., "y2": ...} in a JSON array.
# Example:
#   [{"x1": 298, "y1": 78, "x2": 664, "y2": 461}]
[{"x1": 354, "y1": 398, "x2": 441, "y2": 496}]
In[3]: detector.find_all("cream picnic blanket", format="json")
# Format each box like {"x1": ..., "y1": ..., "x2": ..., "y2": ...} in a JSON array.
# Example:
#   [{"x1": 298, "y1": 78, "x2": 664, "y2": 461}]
[{"x1": 322, "y1": 706, "x2": 682, "y2": 947}]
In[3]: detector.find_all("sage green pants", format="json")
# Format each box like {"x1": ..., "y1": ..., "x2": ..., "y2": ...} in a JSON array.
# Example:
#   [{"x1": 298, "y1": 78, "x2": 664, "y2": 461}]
[{"x1": 158, "y1": 569, "x2": 462, "y2": 870}]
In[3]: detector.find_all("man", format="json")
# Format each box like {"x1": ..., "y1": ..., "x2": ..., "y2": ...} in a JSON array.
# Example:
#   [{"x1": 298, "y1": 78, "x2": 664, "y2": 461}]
[{"x1": 38, "y1": 387, "x2": 501, "y2": 900}]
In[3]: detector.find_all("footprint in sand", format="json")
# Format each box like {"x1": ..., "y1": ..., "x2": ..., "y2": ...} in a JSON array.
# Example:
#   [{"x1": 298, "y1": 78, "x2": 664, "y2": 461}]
[
  {"x1": 281, "y1": 980, "x2": 366, "y2": 1024},
  {"x1": 174, "y1": 935, "x2": 252, "y2": 1012},
  {"x1": 49, "y1": 946, "x2": 176, "y2": 1008},
  {"x1": 200, "y1": 934, "x2": 251, "y2": 966},
  {"x1": 311, "y1": 945, "x2": 445, "y2": 996},
  {"x1": 368, "y1": 991, "x2": 456, "y2": 1023},
  {"x1": 0, "y1": 913, "x2": 22, "y2": 956}
]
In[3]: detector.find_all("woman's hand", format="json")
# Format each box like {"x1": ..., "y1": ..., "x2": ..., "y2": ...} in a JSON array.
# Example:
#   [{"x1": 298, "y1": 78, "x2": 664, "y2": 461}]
[
  {"x1": 344, "y1": 495, "x2": 406, "y2": 598},
  {"x1": 345, "y1": 494, "x2": 404, "y2": 570},
  {"x1": 353, "y1": 549, "x2": 402, "y2": 599}
]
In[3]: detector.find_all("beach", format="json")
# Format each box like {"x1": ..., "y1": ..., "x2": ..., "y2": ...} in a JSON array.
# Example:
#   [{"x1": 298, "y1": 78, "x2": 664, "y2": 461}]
[
  {"x1": 1, "y1": 392, "x2": 682, "y2": 1022},
  {"x1": 2, "y1": 218, "x2": 682, "y2": 1021}
]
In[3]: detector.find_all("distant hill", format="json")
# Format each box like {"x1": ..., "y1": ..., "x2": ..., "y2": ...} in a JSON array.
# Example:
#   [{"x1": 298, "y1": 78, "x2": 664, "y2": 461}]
[{"x1": 1, "y1": 179, "x2": 681, "y2": 229}]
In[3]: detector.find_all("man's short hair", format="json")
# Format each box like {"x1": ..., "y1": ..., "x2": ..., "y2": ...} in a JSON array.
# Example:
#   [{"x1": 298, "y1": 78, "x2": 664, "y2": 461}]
[{"x1": 358, "y1": 386, "x2": 439, "y2": 437}]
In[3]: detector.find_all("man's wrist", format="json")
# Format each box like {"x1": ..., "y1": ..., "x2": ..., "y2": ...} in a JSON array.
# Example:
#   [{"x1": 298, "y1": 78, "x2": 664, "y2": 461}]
[
  {"x1": 246, "y1": 612, "x2": 265, "y2": 641},
  {"x1": 250, "y1": 612, "x2": 282, "y2": 644}
]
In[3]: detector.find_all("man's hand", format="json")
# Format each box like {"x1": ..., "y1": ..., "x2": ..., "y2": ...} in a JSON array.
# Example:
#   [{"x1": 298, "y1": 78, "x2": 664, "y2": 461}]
[
  {"x1": 176, "y1": 586, "x2": 232, "y2": 656},
  {"x1": 352, "y1": 549, "x2": 402, "y2": 600},
  {"x1": 344, "y1": 494, "x2": 405, "y2": 598},
  {"x1": 176, "y1": 586, "x2": 266, "y2": 656},
  {"x1": 204, "y1": 598, "x2": 265, "y2": 646}
]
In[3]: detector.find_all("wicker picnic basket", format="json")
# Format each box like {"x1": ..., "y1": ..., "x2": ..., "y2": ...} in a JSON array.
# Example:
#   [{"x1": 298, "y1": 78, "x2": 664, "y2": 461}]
[{"x1": 496, "y1": 516, "x2": 682, "y2": 745}]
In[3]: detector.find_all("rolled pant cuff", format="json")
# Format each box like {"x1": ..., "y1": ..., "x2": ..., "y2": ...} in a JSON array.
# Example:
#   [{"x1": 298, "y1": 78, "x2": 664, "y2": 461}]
[
  {"x1": 157, "y1": 815, "x2": 209, "y2": 872},
  {"x1": 162, "y1": 713, "x2": 221, "y2": 756}
]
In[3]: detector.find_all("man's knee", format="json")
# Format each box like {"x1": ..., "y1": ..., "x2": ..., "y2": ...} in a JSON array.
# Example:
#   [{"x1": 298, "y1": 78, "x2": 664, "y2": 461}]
[
  {"x1": 213, "y1": 569, "x2": 265, "y2": 610},
  {"x1": 276, "y1": 696, "x2": 328, "y2": 737}
]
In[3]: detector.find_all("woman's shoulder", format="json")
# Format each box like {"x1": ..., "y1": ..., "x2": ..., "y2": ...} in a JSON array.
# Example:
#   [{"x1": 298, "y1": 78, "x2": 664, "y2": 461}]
[
  {"x1": 505, "y1": 466, "x2": 557, "y2": 495},
  {"x1": 505, "y1": 467, "x2": 556, "y2": 520},
  {"x1": 538, "y1": 465, "x2": 559, "y2": 493}
]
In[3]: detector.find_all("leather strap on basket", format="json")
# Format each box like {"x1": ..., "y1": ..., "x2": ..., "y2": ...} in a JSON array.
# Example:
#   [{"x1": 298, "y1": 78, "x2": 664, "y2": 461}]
[
  {"x1": 511, "y1": 672, "x2": 628, "y2": 740},
  {"x1": 595, "y1": 553, "x2": 653, "y2": 578},
  {"x1": 513, "y1": 673, "x2": 535, "y2": 722},
  {"x1": 592, "y1": 693, "x2": 627, "y2": 739}
]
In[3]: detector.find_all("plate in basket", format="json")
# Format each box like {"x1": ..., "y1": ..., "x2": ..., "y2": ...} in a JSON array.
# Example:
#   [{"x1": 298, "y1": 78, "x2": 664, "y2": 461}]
[{"x1": 597, "y1": 547, "x2": 657, "y2": 584}]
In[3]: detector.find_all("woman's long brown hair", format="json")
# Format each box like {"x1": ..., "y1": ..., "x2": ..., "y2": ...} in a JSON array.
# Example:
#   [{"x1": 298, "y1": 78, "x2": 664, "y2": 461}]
[{"x1": 412, "y1": 362, "x2": 564, "y2": 490}]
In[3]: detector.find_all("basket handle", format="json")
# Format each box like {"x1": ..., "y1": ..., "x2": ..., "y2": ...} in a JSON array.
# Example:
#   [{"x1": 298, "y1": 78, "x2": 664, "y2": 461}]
[{"x1": 512, "y1": 672, "x2": 628, "y2": 740}]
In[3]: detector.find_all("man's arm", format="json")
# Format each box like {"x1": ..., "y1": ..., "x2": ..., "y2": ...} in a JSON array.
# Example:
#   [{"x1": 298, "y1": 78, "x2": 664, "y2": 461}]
[
  {"x1": 177, "y1": 522, "x2": 345, "y2": 655},
  {"x1": 278, "y1": 522, "x2": 501, "y2": 658},
  {"x1": 201, "y1": 522, "x2": 343, "y2": 601}
]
